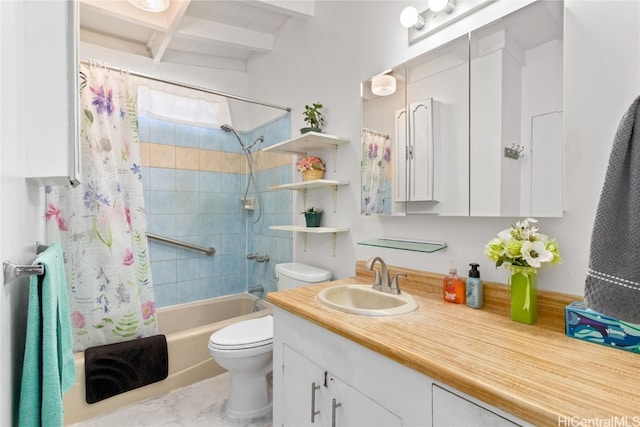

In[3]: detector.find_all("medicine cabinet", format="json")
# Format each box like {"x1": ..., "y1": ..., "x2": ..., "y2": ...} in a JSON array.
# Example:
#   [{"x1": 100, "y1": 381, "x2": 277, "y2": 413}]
[{"x1": 361, "y1": 0, "x2": 564, "y2": 217}]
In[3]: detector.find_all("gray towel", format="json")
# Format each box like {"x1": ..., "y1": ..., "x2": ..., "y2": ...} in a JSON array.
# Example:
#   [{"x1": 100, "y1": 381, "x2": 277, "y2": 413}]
[{"x1": 585, "y1": 95, "x2": 640, "y2": 324}]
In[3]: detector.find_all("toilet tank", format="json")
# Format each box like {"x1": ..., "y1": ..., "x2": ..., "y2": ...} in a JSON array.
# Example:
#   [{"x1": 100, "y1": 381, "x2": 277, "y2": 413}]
[{"x1": 275, "y1": 263, "x2": 331, "y2": 291}]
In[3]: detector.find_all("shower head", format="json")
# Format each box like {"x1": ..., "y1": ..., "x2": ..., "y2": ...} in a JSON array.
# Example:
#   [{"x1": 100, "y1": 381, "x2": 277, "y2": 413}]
[{"x1": 220, "y1": 124, "x2": 246, "y2": 149}]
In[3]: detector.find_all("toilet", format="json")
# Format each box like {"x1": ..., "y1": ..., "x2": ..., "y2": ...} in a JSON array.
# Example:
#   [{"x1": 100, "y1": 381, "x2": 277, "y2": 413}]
[{"x1": 208, "y1": 262, "x2": 331, "y2": 419}]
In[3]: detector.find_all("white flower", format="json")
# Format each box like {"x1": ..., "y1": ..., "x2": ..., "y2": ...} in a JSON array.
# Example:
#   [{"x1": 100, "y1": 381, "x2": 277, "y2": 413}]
[
  {"x1": 497, "y1": 229, "x2": 512, "y2": 243},
  {"x1": 521, "y1": 241, "x2": 553, "y2": 268}
]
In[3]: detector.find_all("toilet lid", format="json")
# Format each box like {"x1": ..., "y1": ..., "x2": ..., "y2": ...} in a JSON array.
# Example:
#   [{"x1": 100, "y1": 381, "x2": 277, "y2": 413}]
[{"x1": 209, "y1": 315, "x2": 273, "y2": 350}]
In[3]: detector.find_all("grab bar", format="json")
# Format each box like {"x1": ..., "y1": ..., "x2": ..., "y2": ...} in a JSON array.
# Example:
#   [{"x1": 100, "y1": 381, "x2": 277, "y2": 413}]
[
  {"x1": 3, "y1": 242, "x2": 49, "y2": 285},
  {"x1": 146, "y1": 233, "x2": 215, "y2": 256}
]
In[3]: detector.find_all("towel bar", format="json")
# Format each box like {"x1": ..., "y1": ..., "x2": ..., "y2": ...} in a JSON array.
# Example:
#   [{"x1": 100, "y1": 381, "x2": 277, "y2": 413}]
[{"x1": 3, "y1": 242, "x2": 49, "y2": 285}]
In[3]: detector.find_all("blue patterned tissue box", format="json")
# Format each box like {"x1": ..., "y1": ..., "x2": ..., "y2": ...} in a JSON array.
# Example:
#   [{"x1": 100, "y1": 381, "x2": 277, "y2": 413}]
[{"x1": 565, "y1": 301, "x2": 640, "y2": 354}]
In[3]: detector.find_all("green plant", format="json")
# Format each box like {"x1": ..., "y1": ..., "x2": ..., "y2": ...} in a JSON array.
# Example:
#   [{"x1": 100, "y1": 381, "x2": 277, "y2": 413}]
[
  {"x1": 301, "y1": 206, "x2": 323, "y2": 215},
  {"x1": 302, "y1": 102, "x2": 325, "y2": 129}
]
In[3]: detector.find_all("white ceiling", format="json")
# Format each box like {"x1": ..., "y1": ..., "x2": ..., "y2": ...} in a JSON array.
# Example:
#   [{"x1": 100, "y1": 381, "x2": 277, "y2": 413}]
[{"x1": 79, "y1": 0, "x2": 315, "y2": 72}]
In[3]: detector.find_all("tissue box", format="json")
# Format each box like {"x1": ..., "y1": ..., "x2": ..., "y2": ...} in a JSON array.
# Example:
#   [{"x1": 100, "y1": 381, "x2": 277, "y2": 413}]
[{"x1": 565, "y1": 301, "x2": 640, "y2": 354}]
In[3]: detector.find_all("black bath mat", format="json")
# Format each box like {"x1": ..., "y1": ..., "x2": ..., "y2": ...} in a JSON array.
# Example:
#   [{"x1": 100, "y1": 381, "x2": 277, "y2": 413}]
[{"x1": 84, "y1": 334, "x2": 168, "y2": 404}]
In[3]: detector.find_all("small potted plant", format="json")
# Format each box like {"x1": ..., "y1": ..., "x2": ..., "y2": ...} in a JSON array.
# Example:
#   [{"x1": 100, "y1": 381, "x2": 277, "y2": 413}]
[
  {"x1": 301, "y1": 206, "x2": 323, "y2": 227},
  {"x1": 296, "y1": 155, "x2": 326, "y2": 181},
  {"x1": 301, "y1": 102, "x2": 325, "y2": 134}
]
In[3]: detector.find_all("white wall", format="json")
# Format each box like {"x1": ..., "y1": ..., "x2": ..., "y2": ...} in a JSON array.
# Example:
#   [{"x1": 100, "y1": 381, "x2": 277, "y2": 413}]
[
  {"x1": 0, "y1": 2, "x2": 48, "y2": 425},
  {"x1": 248, "y1": 0, "x2": 640, "y2": 295}
]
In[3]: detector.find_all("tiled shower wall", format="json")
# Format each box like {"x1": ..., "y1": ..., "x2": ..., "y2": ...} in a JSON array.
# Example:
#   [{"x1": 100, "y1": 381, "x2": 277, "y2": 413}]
[{"x1": 139, "y1": 114, "x2": 292, "y2": 308}]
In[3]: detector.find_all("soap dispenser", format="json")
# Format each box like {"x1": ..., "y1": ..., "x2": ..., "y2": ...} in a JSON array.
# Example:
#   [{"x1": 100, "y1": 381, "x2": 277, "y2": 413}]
[
  {"x1": 466, "y1": 263, "x2": 483, "y2": 309},
  {"x1": 443, "y1": 261, "x2": 465, "y2": 304}
]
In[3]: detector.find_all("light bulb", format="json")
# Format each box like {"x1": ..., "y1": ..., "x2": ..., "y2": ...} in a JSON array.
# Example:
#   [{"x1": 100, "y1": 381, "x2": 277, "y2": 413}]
[
  {"x1": 400, "y1": 7, "x2": 425, "y2": 30},
  {"x1": 128, "y1": 0, "x2": 170, "y2": 13},
  {"x1": 427, "y1": 0, "x2": 456, "y2": 13}
]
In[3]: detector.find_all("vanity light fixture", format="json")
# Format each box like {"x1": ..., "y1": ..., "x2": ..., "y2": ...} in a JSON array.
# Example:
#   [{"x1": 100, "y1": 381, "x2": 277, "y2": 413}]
[
  {"x1": 371, "y1": 74, "x2": 396, "y2": 96},
  {"x1": 401, "y1": 0, "x2": 495, "y2": 45},
  {"x1": 128, "y1": 0, "x2": 170, "y2": 13}
]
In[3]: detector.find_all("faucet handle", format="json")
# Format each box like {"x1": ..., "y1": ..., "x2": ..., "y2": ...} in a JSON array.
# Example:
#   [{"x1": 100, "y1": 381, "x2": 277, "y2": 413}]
[{"x1": 390, "y1": 272, "x2": 407, "y2": 294}]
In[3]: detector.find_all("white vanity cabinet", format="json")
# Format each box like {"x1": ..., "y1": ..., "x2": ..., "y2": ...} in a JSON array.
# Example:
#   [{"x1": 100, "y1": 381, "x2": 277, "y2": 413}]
[
  {"x1": 282, "y1": 345, "x2": 401, "y2": 426},
  {"x1": 272, "y1": 306, "x2": 530, "y2": 427}
]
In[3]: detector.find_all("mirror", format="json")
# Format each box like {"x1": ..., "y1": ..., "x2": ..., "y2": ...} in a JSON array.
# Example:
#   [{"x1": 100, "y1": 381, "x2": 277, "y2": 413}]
[
  {"x1": 360, "y1": 0, "x2": 564, "y2": 217},
  {"x1": 470, "y1": 1, "x2": 564, "y2": 216}
]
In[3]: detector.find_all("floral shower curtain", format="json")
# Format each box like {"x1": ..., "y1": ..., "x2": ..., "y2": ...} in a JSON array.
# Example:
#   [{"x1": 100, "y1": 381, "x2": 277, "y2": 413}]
[
  {"x1": 361, "y1": 128, "x2": 392, "y2": 215},
  {"x1": 46, "y1": 63, "x2": 157, "y2": 352}
]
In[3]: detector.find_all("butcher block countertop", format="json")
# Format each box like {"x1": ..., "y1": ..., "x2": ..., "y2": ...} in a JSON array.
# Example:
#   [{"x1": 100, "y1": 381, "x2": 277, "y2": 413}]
[{"x1": 266, "y1": 261, "x2": 640, "y2": 426}]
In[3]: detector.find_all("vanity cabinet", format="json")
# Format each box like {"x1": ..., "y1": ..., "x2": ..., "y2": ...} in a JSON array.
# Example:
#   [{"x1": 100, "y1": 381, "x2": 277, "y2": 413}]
[
  {"x1": 272, "y1": 306, "x2": 529, "y2": 427},
  {"x1": 282, "y1": 345, "x2": 401, "y2": 426}
]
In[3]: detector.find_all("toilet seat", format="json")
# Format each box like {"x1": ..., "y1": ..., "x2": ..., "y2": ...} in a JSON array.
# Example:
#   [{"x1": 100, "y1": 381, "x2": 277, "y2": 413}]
[{"x1": 209, "y1": 315, "x2": 273, "y2": 351}]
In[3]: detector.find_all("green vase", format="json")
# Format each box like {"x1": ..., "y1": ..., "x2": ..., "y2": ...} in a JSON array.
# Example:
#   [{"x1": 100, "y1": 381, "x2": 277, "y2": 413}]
[
  {"x1": 510, "y1": 271, "x2": 537, "y2": 324},
  {"x1": 304, "y1": 213, "x2": 322, "y2": 227}
]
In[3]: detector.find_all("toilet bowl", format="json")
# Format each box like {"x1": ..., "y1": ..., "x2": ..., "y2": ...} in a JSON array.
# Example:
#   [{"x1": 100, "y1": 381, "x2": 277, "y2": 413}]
[
  {"x1": 208, "y1": 315, "x2": 273, "y2": 419},
  {"x1": 208, "y1": 263, "x2": 331, "y2": 419}
]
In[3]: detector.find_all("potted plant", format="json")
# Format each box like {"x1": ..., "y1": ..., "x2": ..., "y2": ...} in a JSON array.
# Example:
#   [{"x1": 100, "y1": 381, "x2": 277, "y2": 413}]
[
  {"x1": 301, "y1": 102, "x2": 325, "y2": 134},
  {"x1": 296, "y1": 155, "x2": 326, "y2": 181},
  {"x1": 301, "y1": 206, "x2": 323, "y2": 227}
]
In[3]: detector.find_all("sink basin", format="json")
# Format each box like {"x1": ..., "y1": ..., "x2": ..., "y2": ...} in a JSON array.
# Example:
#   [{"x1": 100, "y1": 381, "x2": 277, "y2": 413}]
[{"x1": 316, "y1": 284, "x2": 418, "y2": 316}]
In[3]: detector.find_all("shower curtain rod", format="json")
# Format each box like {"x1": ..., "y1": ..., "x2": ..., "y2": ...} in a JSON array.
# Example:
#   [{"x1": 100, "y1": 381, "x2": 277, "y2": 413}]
[{"x1": 80, "y1": 59, "x2": 291, "y2": 112}]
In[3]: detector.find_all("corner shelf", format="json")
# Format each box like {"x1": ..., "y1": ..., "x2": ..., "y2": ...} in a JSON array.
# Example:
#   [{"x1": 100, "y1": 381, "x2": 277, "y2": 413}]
[
  {"x1": 265, "y1": 132, "x2": 351, "y2": 256},
  {"x1": 262, "y1": 131, "x2": 349, "y2": 156},
  {"x1": 270, "y1": 226, "x2": 350, "y2": 256},
  {"x1": 270, "y1": 179, "x2": 350, "y2": 212}
]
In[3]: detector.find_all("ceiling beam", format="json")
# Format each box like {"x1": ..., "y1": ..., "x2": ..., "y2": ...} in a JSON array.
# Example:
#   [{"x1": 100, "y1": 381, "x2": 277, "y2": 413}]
[
  {"x1": 148, "y1": 0, "x2": 192, "y2": 63},
  {"x1": 176, "y1": 16, "x2": 273, "y2": 53},
  {"x1": 80, "y1": 29, "x2": 151, "y2": 58},
  {"x1": 161, "y1": 50, "x2": 247, "y2": 73},
  {"x1": 251, "y1": 0, "x2": 315, "y2": 19}
]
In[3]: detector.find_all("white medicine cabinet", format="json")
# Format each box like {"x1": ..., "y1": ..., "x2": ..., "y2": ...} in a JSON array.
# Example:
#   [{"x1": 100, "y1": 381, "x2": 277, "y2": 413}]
[{"x1": 361, "y1": 0, "x2": 564, "y2": 217}]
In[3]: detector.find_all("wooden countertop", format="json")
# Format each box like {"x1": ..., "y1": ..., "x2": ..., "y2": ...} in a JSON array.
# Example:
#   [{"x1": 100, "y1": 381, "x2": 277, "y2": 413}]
[{"x1": 267, "y1": 262, "x2": 640, "y2": 426}]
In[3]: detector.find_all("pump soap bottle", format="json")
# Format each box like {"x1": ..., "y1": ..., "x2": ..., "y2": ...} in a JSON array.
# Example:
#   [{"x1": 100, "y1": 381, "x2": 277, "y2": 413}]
[
  {"x1": 443, "y1": 261, "x2": 465, "y2": 304},
  {"x1": 466, "y1": 263, "x2": 483, "y2": 309}
]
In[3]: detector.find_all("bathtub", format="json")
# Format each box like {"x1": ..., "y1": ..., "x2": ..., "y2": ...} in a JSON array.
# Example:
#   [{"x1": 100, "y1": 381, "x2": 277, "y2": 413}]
[{"x1": 63, "y1": 293, "x2": 272, "y2": 425}]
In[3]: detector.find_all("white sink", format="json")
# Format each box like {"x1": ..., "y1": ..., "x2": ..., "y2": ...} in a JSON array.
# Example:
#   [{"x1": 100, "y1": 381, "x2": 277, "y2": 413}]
[{"x1": 316, "y1": 284, "x2": 418, "y2": 316}]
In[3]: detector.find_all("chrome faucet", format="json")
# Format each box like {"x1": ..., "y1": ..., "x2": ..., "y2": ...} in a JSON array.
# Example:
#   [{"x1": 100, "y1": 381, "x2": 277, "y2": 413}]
[{"x1": 366, "y1": 256, "x2": 406, "y2": 295}]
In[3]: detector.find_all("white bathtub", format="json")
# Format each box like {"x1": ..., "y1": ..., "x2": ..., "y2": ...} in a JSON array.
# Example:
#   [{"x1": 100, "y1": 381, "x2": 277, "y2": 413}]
[{"x1": 63, "y1": 293, "x2": 272, "y2": 425}]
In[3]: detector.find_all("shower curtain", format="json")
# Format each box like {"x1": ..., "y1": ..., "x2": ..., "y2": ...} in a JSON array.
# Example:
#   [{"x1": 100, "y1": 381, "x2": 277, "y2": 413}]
[
  {"x1": 361, "y1": 128, "x2": 392, "y2": 215},
  {"x1": 46, "y1": 63, "x2": 157, "y2": 351}
]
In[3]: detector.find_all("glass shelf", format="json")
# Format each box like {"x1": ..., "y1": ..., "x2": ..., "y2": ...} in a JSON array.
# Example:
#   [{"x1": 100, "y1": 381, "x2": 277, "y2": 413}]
[{"x1": 358, "y1": 238, "x2": 447, "y2": 253}]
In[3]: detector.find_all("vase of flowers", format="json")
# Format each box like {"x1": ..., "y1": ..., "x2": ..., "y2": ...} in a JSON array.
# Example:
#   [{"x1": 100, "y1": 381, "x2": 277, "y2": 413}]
[
  {"x1": 296, "y1": 155, "x2": 326, "y2": 181},
  {"x1": 302, "y1": 207, "x2": 323, "y2": 227},
  {"x1": 485, "y1": 218, "x2": 561, "y2": 324}
]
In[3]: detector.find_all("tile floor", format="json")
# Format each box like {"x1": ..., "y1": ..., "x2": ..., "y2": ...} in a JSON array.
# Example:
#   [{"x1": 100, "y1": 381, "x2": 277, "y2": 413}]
[{"x1": 69, "y1": 373, "x2": 272, "y2": 427}]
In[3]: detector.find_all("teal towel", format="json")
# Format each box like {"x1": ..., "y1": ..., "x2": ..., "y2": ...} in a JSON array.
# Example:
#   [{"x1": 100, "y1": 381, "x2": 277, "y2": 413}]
[{"x1": 18, "y1": 243, "x2": 76, "y2": 427}]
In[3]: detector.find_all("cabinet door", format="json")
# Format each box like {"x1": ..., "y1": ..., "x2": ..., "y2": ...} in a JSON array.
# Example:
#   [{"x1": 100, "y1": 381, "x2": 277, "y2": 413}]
[
  {"x1": 327, "y1": 373, "x2": 402, "y2": 427},
  {"x1": 282, "y1": 345, "x2": 401, "y2": 427},
  {"x1": 409, "y1": 99, "x2": 438, "y2": 202},
  {"x1": 432, "y1": 384, "x2": 521, "y2": 426},
  {"x1": 394, "y1": 108, "x2": 408, "y2": 203},
  {"x1": 283, "y1": 345, "x2": 328, "y2": 426}
]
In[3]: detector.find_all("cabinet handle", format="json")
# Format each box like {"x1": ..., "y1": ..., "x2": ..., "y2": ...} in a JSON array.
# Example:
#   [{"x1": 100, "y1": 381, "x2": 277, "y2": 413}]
[
  {"x1": 310, "y1": 382, "x2": 321, "y2": 423},
  {"x1": 331, "y1": 398, "x2": 342, "y2": 427}
]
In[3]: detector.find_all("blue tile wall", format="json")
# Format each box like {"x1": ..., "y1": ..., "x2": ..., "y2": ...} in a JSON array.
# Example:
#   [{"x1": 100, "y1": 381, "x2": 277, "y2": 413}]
[{"x1": 143, "y1": 113, "x2": 291, "y2": 308}]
